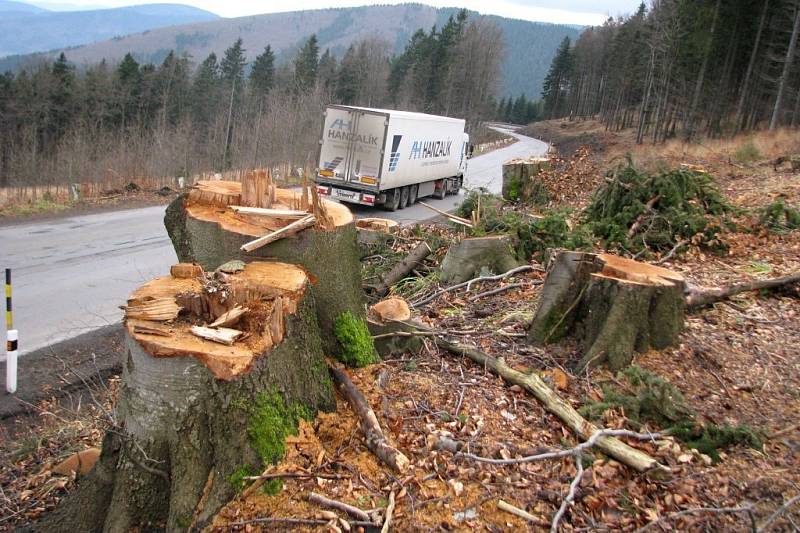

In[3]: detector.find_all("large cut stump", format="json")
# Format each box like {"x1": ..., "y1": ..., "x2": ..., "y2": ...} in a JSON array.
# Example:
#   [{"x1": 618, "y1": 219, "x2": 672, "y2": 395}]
[
  {"x1": 441, "y1": 235, "x2": 519, "y2": 284},
  {"x1": 502, "y1": 157, "x2": 551, "y2": 203},
  {"x1": 164, "y1": 180, "x2": 364, "y2": 353},
  {"x1": 43, "y1": 262, "x2": 334, "y2": 532},
  {"x1": 527, "y1": 251, "x2": 685, "y2": 371}
]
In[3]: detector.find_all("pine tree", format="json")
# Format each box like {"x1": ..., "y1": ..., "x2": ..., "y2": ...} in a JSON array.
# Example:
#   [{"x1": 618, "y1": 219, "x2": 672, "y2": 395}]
[
  {"x1": 336, "y1": 44, "x2": 359, "y2": 104},
  {"x1": 49, "y1": 52, "x2": 74, "y2": 139},
  {"x1": 115, "y1": 53, "x2": 142, "y2": 127},
  {"x1": 191, "y1": 52, "x2": 219, "y2": 127},
  {"x1": 317, "y1": 48, "x2": 338, "y2": 93},
  {"x1": 249, "y1": 45, "x2": 275, "y2": 96},
  {"x1": 294, "y1": 34, "x2": 319, "y2": 90},
  {"x1": 542, "y1": 36, "x2": 573, "y2": 118}
]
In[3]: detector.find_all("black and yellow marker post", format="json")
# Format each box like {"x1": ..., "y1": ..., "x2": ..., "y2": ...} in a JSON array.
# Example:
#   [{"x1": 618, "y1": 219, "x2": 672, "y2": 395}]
[{"x1": 5, "y1": 268, "x2": 17, "y2": 394}]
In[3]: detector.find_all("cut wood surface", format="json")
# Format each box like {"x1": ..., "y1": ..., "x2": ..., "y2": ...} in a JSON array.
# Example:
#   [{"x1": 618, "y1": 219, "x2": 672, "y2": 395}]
[
  {"x1": 123, "y1": 296, "x2": 181, "y2": 322},
  {"x1": 126, "y1": 262, "x2": 308, "y2": 380},
  {"x1": 411, "y1": 322, "x2": 666, "y2": 474},
  {"x1": 686, "y1": 273, "x2": 800, "y2": 308},
  {"x1": 329, "y1": 365, "x2": 410, "y2": 473},
  {"x1": 529, "y1": 251, "x2": 686, "y2": 371},
  {"x1": 356, "y1": 218, "x2": 400, "y2": 233},
  {"x1": 369, "y1": 297, "x2": 411, "y2": 324},
  {"x1": 374, "y1": 241, "x2": 432, "y2": 296}
]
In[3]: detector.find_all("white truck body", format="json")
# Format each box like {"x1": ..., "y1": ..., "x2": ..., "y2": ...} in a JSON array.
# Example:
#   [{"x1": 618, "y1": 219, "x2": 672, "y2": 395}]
[{"x1": 315, "y1": 105, "x2": 469, "y2": 209}]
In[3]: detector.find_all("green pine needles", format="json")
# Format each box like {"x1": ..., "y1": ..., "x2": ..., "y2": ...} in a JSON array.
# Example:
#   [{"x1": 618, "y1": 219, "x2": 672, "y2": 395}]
[{"x1": 334, "y1": 311, "x2": 379, "y2": 367}]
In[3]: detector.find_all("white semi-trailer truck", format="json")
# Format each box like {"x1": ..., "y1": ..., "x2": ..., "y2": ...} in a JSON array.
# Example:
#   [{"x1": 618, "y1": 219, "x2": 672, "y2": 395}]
[{"x1": 315, "y1": 105, "x2": 470, "y2": 210}]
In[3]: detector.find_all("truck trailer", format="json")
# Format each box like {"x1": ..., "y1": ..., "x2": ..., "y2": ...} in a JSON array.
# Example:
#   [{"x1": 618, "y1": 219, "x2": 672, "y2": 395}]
[{"x1": 315, "y1": 105, "x2": 470, "y2": 210}]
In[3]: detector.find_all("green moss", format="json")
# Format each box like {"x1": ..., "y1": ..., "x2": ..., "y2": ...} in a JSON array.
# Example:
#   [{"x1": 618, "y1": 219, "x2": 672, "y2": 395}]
[
  {"x1": 261, "y1": 478, "x2": 284, "y2": 496},
  {"x1": 229, "y1": 465, "x2": 254, "y2": 492},
  {"x1": 176, "y1": 514, "x2": 191, "y2": 529},
  {"x1": 248, "y1": 390, "x2": 312, "y2": 465},
  {"x1": 334, "y1": 311, "x2": 379, "y2": 367}
]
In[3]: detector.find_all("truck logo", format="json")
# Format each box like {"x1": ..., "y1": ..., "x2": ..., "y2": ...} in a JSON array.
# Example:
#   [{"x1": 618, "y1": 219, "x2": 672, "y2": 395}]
[
  {"x1": 408, "y1": 139, "x2": 452, "y2": 160},
  {"x1": 388, "y1": 135, "x2": 402, "y2": 172},
  {"x1": 324, "y1": 156, "x2": 343, "y2": 171},
  {"x1": 330, "y1": 118, "x2": 351, "y2": 130}
]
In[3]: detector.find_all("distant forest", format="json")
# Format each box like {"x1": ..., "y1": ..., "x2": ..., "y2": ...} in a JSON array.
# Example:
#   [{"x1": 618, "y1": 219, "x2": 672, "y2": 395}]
[
  {"x1": 0, "y1": 10, "x2": 503, "y2": 186},
  {"x1": 538, "y1": 0, "x2": 800, "y2": 142}
]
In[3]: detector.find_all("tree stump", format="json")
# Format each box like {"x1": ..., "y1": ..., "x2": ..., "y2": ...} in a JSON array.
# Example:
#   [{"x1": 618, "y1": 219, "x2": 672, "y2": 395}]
[
  {"x1": 501, "y1": 157, "x2": 551, "y2": 203},
  {"x1": 441, "y1": 235, "x2": 520, "y2": 284},
  {"x1": 164, "y1": 180, "x2": 364, "y2": 353},
  {"x1": 367, "y1": 297, "x2": 423, "y2": 357},
  {"x1": 527, "y1": 251, "x2": 685, "y2": 371},
  {"x1": 43, "y1": 262, "x2": 334, "y2": 532}
]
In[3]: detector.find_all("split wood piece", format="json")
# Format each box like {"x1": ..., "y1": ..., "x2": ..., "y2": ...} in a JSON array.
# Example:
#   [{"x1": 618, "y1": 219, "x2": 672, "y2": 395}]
[
  {"x1": 190, "y1": 326, "x2": 243, "y2": 346},
  {"x1": 187, "y1": 180, "x2": 241, "y2": 207},
  {"x1": 308, "y1": 491, "x2": 372, "y2": 523},
  {"x1": 528, "y1": 251, "x2": 686, "y2": 372},
  {"x1": 126, "y1": 261, "x2": 308, "y2": 380},
  {"x1": 310, "y1": 184, "x2": 335, "y2": 231},
  {"x1": 241, "y1": 215, "x2": 316, "y2": 252},
  {"x1": 374, "y1": 241, "x2": 432, "y2": 296},
  {"x1": 686, "y1": 272, "x2": 800, "y2": 309},
  {"x1": 230, "y1": 206, "x2": 308, "y2": 218},
  {"x1": 52, "y1": 448, "x2": 101, "y2": 476},
  {"x1": 208, "y1": 305, "x2": 248, "y2": 328},
  {"x1": 241, "y1": 169, "x2": 274, "y2": 209},
  {"x1": 417, "y1": 201, "x2": 473, "y2": 227},
  {"x1": 170, "y1": 263, "x2": 205, "y2": 279},
  {"x1": 413, "y1": 322, "x2": 666, "y2": 474},
  {"x1": 165, "y1": 179, "x2": 364, "y2": 354},
  {"x1": 132, "y1": 325, "x2": 171, "y2": 337},
  {"x1": 46, "y1": 262, "x2": 337, "y2": 532},
  {"x1": 329, "y1": 365, "x2": 410, "y2": 473},
  {"x1": 123, "y1": 296, "x2": 181, "y2": 322}
]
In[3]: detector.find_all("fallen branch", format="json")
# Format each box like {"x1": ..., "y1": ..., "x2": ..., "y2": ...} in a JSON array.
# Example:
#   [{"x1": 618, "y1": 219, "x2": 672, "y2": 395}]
[
  {"x1": 374, "y1": 241, "x2": 432, "y2": 296},
  {"x1": 551, "y1": 454, "x2": 584, "y2": 533},
  {"x1": 757, "y1": 494, "x2": 800, "y2": 532},
  {"x1": 686, "y1": 273, "x2": 800, "y2": 309},
  {"x1": 241, "y1": 214, "x2": 316, "y2": 252},
  {"x1": 468, "y1": 282, "x2": 525, "y2": 302},
  {"x1": 308, "y1": 492, "x2": 372, "y2": 523},
  {"x1": 497, "y1": 500, "x2": 548, "y2": 526},
  {"x1": 329, "y1": 365, "x2": 410, "y2": 473},
  {"x1": 412, "y1": 265, "x2": 541, "y2": 307},
  {"x1": 418, "y1": 324, "x2": 666, "y2": 474},
  {"x1": 381, "y1": 491, "x2": 396, "y2": 533},
  {"x1": 627, "y1": 194, "x2": 661, "y2": 239},
  {"x1": 654, "y1": 240, "x2": 688, "y2": 265},
  {"x1": 633, "y1": 505, "x2": 757, "y2": 533},
  {"x1": 418, "y1": 201, "x2": 474, "y2": 227}
]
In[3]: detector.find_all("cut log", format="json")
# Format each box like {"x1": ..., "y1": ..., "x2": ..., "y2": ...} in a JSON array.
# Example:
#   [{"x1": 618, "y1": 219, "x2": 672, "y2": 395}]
[
  {"x1": 527, "y1": 251, "x2": 685, "y2": 371},
  {"x1": 440, "y1": 236, "x2": 520, "y2": 284},
  {"x1": 373, "y1": 241, "x2": 432, "y2": 296},
  {"x1": 422, "y1": 325, "x2": 666, "y2": 474},
  {"x1": 686, "y1": 273, "x2": 800, "y2": 309},
  {"x1": 170, "y1": 263, "x2": 204, "y2": 279},
  {"x1": 164, "y1": 180, "x2": 365, "y2": 354},
  {"x1": 329, "y1": 365, "x2": 410, "y2": 473},
  {"x1": 43, "y1": 261, "x2": 335, "y2": 532},
  {"x1": 502, "y1": 157, "x2": 551, "y2": 203}
]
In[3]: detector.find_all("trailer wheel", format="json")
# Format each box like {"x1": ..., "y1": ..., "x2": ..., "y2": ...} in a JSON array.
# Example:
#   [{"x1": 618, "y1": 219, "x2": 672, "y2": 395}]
[
  {"x1": 434, "y1": 181, "x2": 446, "y2": 200},
  {"x1": 399, "y1": 186, "x2": 410, "y2": 209},
  {"x1": 383, "y1": 188, "x2": 401, "y2": 211},
  {"x1": 408, "y1": 184, "x2": 418, "y2": 204}
]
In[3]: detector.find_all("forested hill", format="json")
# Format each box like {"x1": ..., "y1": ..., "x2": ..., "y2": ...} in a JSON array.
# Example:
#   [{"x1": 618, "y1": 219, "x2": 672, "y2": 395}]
[
  {"x1": 540, "y1": 0, "x2": 800, "y2": 140},
  {"x1": 0, "y1": 2, "x2": 220, "y2": 57},
  {"x1": 0, "y1": 3, "x2": 580, "y2": 97}
]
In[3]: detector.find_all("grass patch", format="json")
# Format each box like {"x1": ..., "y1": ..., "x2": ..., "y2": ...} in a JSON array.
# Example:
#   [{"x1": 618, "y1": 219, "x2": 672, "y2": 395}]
[
  {"x1": 0, "y1": 199, "x2": 71, "y2": 217},
  {"x1": 334, "y1": 311, "x2": 379, "y2": 367},
  {"x1": 734, "y1": 140, "x2": 762, "y2": 163},
  {"x1": 580, "y1": 366, "x2": 763, "y2": 461}
]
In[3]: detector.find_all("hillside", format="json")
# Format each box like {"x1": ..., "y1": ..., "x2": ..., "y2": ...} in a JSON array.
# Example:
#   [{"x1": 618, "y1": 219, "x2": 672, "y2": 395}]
[
  {"x1": 0, "y1": 2, "x2": 220, "y2": 57},
  {"x1": 0, "y1": 3, "x2": 580, "y2": 97}
]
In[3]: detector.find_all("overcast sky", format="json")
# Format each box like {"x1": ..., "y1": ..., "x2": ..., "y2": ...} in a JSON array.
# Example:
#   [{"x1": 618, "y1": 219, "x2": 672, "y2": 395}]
[{"x1": 30, "y1": 0, "x2": 646, "y2": 25}]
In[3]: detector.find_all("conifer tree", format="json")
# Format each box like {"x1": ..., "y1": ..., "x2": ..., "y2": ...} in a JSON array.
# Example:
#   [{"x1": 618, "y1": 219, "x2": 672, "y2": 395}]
[
  {"x1": 249, "y1": 45, "x2": 275, "y2": 96},
  {"x1": 294, "y1": 34, "x2": 319, "y2": 90}
]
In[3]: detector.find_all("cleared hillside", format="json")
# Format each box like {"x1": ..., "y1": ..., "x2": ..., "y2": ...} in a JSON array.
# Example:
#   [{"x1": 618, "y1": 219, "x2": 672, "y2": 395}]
[{"x1": 0, "y1": 3, "x2": 580, "y2": 97}]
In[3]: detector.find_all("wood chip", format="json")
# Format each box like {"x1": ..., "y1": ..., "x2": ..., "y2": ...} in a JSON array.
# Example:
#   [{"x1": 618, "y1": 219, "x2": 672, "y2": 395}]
[
  {"x1": 209, "y1": 306, "x2": 248, "y2": 328},
  {"x1": 190, "y1": 326, "x2": 243, "y2": 346}
]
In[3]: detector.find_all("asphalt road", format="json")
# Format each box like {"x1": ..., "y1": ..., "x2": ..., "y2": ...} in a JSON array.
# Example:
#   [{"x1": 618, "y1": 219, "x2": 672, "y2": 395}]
[{"x1": 1, "y1": 127, "x2": 547, "y2": 356}]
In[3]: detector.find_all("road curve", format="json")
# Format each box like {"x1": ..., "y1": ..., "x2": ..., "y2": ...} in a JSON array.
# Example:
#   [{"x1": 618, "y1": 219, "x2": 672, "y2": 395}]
[{"x1": 1, "y1": 127, "x2": 547, "y2": 355}]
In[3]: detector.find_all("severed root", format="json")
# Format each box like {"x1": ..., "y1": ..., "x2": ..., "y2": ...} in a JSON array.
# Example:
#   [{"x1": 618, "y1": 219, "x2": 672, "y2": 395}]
[
  {"x1": 686, "y1": 273, "x2": 800, "y2": 309},
  {"x1": 328, "y1": 365, "x2": 410, "y2": 473}
]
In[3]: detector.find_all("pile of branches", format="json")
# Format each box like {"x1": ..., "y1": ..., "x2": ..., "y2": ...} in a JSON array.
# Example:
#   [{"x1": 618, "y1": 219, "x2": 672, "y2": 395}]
[{"x1": 584, "y1": 163, "x2": 734, "y2": 252}]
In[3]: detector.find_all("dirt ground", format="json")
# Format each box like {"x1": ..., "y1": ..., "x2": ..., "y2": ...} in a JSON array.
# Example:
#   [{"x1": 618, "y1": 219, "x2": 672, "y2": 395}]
[{"x1": 2, "y1": 119, "x2": 799, "y2": 532}]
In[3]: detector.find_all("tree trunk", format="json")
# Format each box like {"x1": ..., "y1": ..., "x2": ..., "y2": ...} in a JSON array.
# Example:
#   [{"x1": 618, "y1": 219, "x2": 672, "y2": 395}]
[
  {"x1": 770, "y1": 0, "x2": 800, "y2": 130},
  {"x1": 527, "y1": 252, "x2": 685, "y2": 372},
  {"x1": 42, "y1": 262, "x2": 335, "y2": 532},
  {"x1": 164, "y1": 180, "x2": 365, "y2": 353},
  {"x1": 736, "y1": 0, "x2": 770, "y2": 132},
  {"x1": 685, "y1": 0, "x2": 722, "y2": 140}
]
